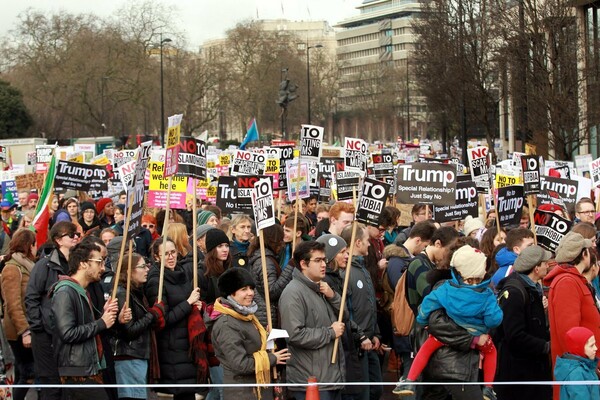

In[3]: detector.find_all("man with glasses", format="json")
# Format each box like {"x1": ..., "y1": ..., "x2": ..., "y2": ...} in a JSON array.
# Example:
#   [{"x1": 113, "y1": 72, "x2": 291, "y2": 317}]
[
  {"x1": 279, "y1": 241, "x2": 346, "y2": 400},
  {"x1": 575, "y1": 198, "x2": 596, "y2": 224},
  {"x1": 50, "y1": 240, "x2": 119, "y2": 400}
]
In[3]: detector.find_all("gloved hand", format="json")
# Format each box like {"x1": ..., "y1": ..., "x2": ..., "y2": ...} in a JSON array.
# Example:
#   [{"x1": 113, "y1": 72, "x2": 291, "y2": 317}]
[{"x1": 148, "y1": 301, "x2": 166, "y2": 330}]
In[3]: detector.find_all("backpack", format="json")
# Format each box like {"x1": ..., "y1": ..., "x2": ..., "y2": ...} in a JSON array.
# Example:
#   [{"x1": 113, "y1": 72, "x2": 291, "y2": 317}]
[{"x1": 391, "y1": 271, "x2": 414, "y2": 336}]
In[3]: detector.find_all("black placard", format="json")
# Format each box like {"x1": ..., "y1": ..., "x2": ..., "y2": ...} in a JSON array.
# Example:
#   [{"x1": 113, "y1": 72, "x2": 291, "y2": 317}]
[
  {"x1": 497, "y1": 185, "x2": 524, "y2": 227},
  {"x1": 54, "y1": 160, "x2": 108, "y2": 192},
  {"x1": 534, "y1": 210, "x2": 572, "y2": 253},
  {"x1": 396, "y1": 163, "x2": 457, "y2": 206},
  {"x1": 356, "y1": 178, "x2": 390, "y2": 227},
  {"x1": 433, "y1": 180, "x2": 478, "y2": 223}
]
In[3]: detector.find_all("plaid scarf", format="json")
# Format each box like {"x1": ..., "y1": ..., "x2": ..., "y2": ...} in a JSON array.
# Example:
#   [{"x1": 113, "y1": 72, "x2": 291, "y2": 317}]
[{"x1": 187, "y1": 306, "x2": 209, "y2": 384}]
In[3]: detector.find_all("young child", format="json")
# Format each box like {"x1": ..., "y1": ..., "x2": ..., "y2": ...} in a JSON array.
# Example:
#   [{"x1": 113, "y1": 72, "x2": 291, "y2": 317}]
[
  {"x1": 554, "y1": 326, "x2": 600, "y2": 399},
  {"x1": 393, "y1": 245, "x2": 502, "y2": 400}
]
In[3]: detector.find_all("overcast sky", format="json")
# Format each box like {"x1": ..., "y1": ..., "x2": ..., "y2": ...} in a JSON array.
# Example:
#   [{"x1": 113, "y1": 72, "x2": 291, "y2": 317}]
[{"x1": 0, "y1": 0, "x2": 361, "y2": 49}]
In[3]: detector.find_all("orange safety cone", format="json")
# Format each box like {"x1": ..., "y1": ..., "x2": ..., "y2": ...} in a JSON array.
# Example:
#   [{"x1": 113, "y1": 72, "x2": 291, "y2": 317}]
[{"x1": 306, "y1": 376, "x2": 320, "y2": 400}]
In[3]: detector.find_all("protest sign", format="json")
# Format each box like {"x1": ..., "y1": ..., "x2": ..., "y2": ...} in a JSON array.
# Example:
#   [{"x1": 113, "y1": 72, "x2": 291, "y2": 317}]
[
  {"x1": 534, "y1": 210, "x2": 572, "y2": 252},
  {"x1": 264, "y1": 150, "x2": 280, "y2": 189},
  {"x1": 538, "y1": 176, "x2": 578, "y2": 212},
  {"x1": 372, "y1": 152, "x2": 394, "y2": 178},
  {"x1": 272, "y1": 145, "x2": 293, "y2": 190},
  {"x1": 26, "y1": 151, "x2": 36, "y2": 166},
  {"x1": 497, "y1": 185, "x2": 524, "y2": 227},
  {"x1": 177, "y1": 136, "x2": 207, "y2": 179},
  {"x1": 495, "y1": 173, "x2": 523, "y2": 189},
  {"x1": 336, "y1": 170, "x2": 361, "y2": 201},
  {"x1": 0, "y1": 146, "x2": 6, "y2": 163},
  {"x1": 299, "y1": 124, "x2": 323, "y2": 163},
  {"x1": 237, "y1": 175, "x2": 272, "y2": 214},
  {"x1": 545, "y1": 160, "x2": 575, "y2": 178},
  {"x1": 126, "y1": 141, "x2": 152, "y2": 240},
  {"x1": 148, "y1": 161, "x2": 187, "y2": 209},
  {"x1": 164, "y1": 114, "x2": 183, "y2": 177},
  {"x1": 521, "y1": 155, "x2": 541, "y2": 195},
  {"x1": 1, "y1": 180, "x2": 17, "y2": 201},
  {"x1": 112, "y1": 149, "x2": 137, "y2": 184},
  {"x1": 74, "y1": 143, "x2": 96, "y2": 161},
  {"x1": 54, "y1": 160, "x2": 109, "y2": 192},
  {"x1": 231, "y1": 150, "x2": 266, "y2": 176},
  {"x1": 590, "y1": 156, "x2": 600, "y2": 187},
  {"x1": 575, "y1": 154, "x2": 592, "y2": 179},
  {"x1": 286, "y1": 161, "x2": 310, "y2": 201},
  {"x1": 344, "y1": 137, "x2": 368, "y2": 173},
  {"x1": 216, "y1": 176, "x2": 238, "y2": 212},
  {"x1": 115, "y1": 160, "x2": 136, "y2": 190},
  {"x1": 251, "y1": 178, "x2": 275, "y2": 230},
  {"x1": 318, "y1": 158, "x2": 344, "y2": 203},
  {"x1": 396, "y1": 163, "x2": 457, "y2": 206},
  {"x1": 433, "y1": 180, "x2": 479, "y2": 223},
  {"x1": 356, "y1": 178, "x2": 390, "y2": 227},
  {"x1": 36, "y1": 145, "x2": 55, "y2": 173},
  {"x1": 15, "y1": 173, "x2": 45, "y2": 191},
  {"x1": 467, "y1": 146, "x2": 490, "y2": 192}
]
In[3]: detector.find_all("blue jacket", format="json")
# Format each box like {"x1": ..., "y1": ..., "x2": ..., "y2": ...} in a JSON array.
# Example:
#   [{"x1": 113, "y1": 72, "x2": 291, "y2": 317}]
[
  {"x1": 491, "y1": 247, "x2": 518, "y2": 287},
  {"x1": 417, "y1": 270, "x2": 503, "y2": 335},
  {"x1": 554, "y1": 354, "x2": 600, "y2": 400}
]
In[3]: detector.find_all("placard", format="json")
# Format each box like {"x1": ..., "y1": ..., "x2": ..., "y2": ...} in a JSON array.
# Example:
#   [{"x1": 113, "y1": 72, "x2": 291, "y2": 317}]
[
  {"x1": 299, "y1": 124, "x2": 324, "y2": 163},
  {"x1": 0, "y1": 146, "x2": 6, "y2": 162},
  {"x1": 286, "y1": 161, "x2": 310, "y2": 201},
  {"x1": 15, "y1": 173, "x2": 45, "y2": 191},
  {"x1": 336, "y1": 170, "x2": 361, "y2": 201},
  {"x1": 356, "y1": 178, "x2": 390, "y2": 227},
  {"x1": 344, "y1": 137, "x2": 368, "y2": 173},
  {"x1": 433, "y1": 180, "x2": 478, "y2": 223},
  {"x1": 54, "y1": 160, "x2": 109, "y2": 192},
  {"x1": 467, "y1": 146, "x2": 490, "y2": 192},
  {"x1": 537, "y1": 176, "x2": 578, "y2": 212},
  {"x1": 177, "y1": 136, "x2": 207, "y2": 179},
  {"x1": 272, "y1": 145, "x2": 294, "y2": 190},
  {"x1": 237, "y1": 175, "x2": 272, "y2": 214},
  {"x1": 231, "y1": 150, "x2": 266, "y2": 176},
  {"x1": 148, "y1": 161, "x2": 187, "y2": 209},
  {"x1": 534, "y1": 210, "x2": 572, "y2": 252},
  {"x1": 396, "y1": 163, "x2": 457, "y2": 206},
  {"x1": 126, "y1": 142, "x2": 152, "y2": 240},
  {"x1": 318, "y1": 157, "x2": 344, "y2": 203},
  {"x1": 521, "y1": 155, "x2": 541, "y2": 195},
  {"x1": 497, "y1": 185, "x2": 524, "y2": 227},
  {"x1": 590, "y1": 156, "x2": 600, "y2": 187},
  {"x1": 251, "y1": 178, "x2": 275, "y2": 230},
  {"x1": 164, "y1": 114, "x2": 183, "y2": 177},
  {"x1": 216, "y1": 176, "x2": 239, "y2": 212},
  {"x1": 372, "y1": 152, "x2": 394, "y2": 177}
]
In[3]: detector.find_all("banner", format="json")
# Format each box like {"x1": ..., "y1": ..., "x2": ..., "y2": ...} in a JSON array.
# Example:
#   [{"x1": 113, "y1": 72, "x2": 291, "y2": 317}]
[
  {"x1": 177, "y1": 136, "x2": 207, "y2": 179},
  {"x1": 521, "y1": 155, "x2": 541, "y2": 195},
  {"x1": 497, "y1": 185, "x2": 524, "y2": 227},
  {"x1": 216, "y1": 176, "x2": 238, "y2": 212},
  {"x1": 396, "y1": 163, "x2": 457, "y2": 206},
  {"x1": 231, "y1": 150, "x2": 266, "y2": 176},
  {"x1": 467, "y1": 146, "x2": 490, "y2": 192},
  {"x1": 537, "y1": 176, "x2": 578, "y2": 212},
  {"x1": 433, "y1": 180, "x2": 478, "y2": 223},
  {"x1": 251, "y1": 178, "x2": 275, "y2": 230},
  {"x1": 164, "y1": 114, "x2": 183, "y2": 177},
  {"x1": 126, "y1": 141, "x2": 152, "y2": 240},
  {"x1": 534, "y1": 209, "x2": 572, "y2": 253},
  {"x1": 356, "y1": 178, "x2": 390, "y2": 227},
  {"x1": 344, "y1": 137, "x2": 368, "y2": 173},
  {"x1": 54, "y1": 160, "x2": 109, "y2": 192},
  {"x1": 336, "y1": 170, "x2": 361, "y2": 201},
  {"x1": 299, "y1": 124, "x2": 323, "y2": 163}
]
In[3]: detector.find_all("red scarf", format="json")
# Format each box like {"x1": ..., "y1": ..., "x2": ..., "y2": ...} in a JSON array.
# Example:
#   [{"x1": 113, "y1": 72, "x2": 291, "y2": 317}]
[{"x1": 188, "y1": 306, "x2": 209, "y2": 383}]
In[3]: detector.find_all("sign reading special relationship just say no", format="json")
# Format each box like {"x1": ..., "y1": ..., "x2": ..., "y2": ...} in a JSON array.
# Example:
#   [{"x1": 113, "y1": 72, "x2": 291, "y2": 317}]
[{"x1": 396, "y1": 163, "x2": 457, "y2": 206}]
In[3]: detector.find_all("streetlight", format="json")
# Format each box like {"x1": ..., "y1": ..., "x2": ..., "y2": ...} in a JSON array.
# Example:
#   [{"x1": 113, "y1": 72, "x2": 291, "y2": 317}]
[
  {"x1": 160, "y1": 34, "x2": 172, "y2": 147},
  {"x1": 305, "y1": 43, "x2": 323, "y2": 125},
  {"x1": 100, "y1": 76, "x2": 109, "y2": 136}
]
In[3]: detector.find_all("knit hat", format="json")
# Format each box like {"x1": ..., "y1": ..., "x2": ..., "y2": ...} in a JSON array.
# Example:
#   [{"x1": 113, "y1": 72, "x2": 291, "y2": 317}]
[
  {"x1": 450, "y1": 245, "x2": 487, "y2": 280},
  {"x1": 217, "y1": 267, "x2": 256, "y2": 297},
  {"x1": 205, "y1": 229, "x2": 230, "y2": 253},
  {"x1": 197, "y1": 210, "x2": 216, "y2": 226},
  {"x1": 513, "y1": 245, "x2": 552, "y2": 272},
  {"x1": 316, "y1": 234, "x2": 347, "y2": 263},
  {"x1": 80, "y1": 201, "x2": 97, "y2": 215},
  {"x1": 565, "y1": 326, "x2": 595, "y2": 358},
  {"x1": 555, "y1": 231, "x2": 593, "y2": 263},
  {"x1": 27, "y1": 193, "x2": 39, "y2": 203},
  {"x1": 115, "y1": 203, "x2": 125, "y2": 215},
  {"x1": 463, "y1": 216, "x2": 484, "y2": 237},
  {"x1": 196, "y1": 224, "x2": 215, "y2": 239},
  {"x1": 96, "y1": 198, "x2": 113, "y2": 214}
]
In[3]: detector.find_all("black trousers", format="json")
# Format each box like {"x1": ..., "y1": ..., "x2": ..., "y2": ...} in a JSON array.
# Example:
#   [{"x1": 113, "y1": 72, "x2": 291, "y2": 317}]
[
  {"x1": 8, "y1": 339, "x2": 34, "y2": 400},
  {"x1": 31, "y1": 331, "x2": 61, "y2": 400}
]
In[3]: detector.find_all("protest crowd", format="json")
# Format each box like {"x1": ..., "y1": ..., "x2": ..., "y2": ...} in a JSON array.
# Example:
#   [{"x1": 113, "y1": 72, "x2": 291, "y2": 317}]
[{"x1": 1, "y1": 121, "x2": 600, "y2": 400}]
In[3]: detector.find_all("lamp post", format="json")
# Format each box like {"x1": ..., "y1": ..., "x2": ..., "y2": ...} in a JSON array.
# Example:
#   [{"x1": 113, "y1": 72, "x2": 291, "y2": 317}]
[
  {"x1": 306, "y1": 43, "x2": 323, "y2": 125},
  {"x1": 160, "y1": 34, "x2": 172, "y2": 146},
  {"x1": 100, "y1": 76, "x2": 109, "y2": 136}
]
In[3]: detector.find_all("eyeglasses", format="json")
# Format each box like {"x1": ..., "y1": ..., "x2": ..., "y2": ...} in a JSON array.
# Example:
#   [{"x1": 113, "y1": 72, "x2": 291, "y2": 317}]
[
  {"x1": 309, "y1": 257, "x2": 327, "y2": 264},
  {"x1": 578, "y1": 210, "x2": 595, "y2": 215},
  {"x1": 88, "y1": 258, "x2": 105, "y2": 264},
  {"x1": 62, "y1": 232, "x2": 81, "y2": 239},
  {"x1": 165, "y1": 250, "x2": 177, "y2": 258},
  {"x1": 378, "y1": 227, "x2": 386, "y2": 233},
  {"x1": 142, "y1": 224, "x2": 155, "y2": 229},
  {"x1": 135, "y1": 263, "x2": 149, "y2": 269}
]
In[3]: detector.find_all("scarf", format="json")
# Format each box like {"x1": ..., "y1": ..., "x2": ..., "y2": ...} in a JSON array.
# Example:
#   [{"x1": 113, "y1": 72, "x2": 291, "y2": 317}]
[
  {"x1": 232, "y1": 237, "x2": 250, "y2": 255},
  {"x1": 187, "y1": 306, "x2": 209, "y2": 384},
  {"x1": 10, "y1": 253, "x2": 35, "y2": 274},
  {"x1": 141, "y1": 292, "x2": 161, "y2": 382},
  {"x1": 214, "y1": 297, "x2": 270, "y2": 399}
]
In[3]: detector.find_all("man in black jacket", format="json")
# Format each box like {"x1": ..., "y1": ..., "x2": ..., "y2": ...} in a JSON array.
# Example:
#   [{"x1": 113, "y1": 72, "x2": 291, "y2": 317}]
[
  {"x1": 50, "y1": 240, "x2": 119, "y2": 400},
  {"x1": 495, "y1": 245, "x2": 552, "y2": 400}
]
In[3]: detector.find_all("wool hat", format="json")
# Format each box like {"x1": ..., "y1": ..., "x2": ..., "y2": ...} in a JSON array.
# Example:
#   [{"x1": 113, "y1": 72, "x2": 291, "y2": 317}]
[
  {"x1": 463, "y1": 216, "x2": 484, "y2": 237},
  {"x1": 565, "y1": 326, "x2": 595, "y2": 358},
  {"x1": 513, "y1": 245, "x2": 552, "y2": 272},
  {"x1": 217, "y1": 267, "x2": 256, "y2": 297},
  {"x1": 196, "y1": 224, "x2": 216, "y2": 239},
  {"x1": 450, "y1": 245, "x2": 487, "y2": 280},
  {"x1": 96, "y1": 198, "x2": 113, "y2": 215},
  {"x1": 555, "y1": 231, "x2": 593, "y2": 263},
  {"x1": 27, "y1": 193, "x2": 39, "y2": 203},
  {"x1": 80, "y1": 201, "x2": 97, "y2": 215},
  {"x1": 205, "y1": 228, "x2": 230, "y2": 253},
  {"x1": 316, "y1": 234, "x2": 347, "y2": 263},
  {"x1": 197, "y1": 210, "x2": 216, "y2": 226}
]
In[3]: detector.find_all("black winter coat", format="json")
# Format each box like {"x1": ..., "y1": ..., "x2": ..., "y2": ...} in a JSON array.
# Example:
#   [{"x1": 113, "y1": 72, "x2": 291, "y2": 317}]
[
  {"x1": 494, "y1": 273, "x2": 552, "y2": 400},
  {"x1": 145, "y1": 265, "x2": 197, "y2": 394},
  {"x1": 114, "y1": 285, "x2": 154, "y2": 360}
]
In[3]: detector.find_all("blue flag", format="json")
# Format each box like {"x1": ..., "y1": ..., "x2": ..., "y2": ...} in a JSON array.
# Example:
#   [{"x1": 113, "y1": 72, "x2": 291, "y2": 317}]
[{"x1": 240, "y1": 118, "x2": 259, "y2": 150}]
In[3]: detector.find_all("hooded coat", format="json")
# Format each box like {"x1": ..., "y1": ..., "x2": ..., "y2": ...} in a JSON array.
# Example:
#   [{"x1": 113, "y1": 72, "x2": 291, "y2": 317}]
[{"x1": 554, "y1": 354, "x2": 600, "y2": 399}]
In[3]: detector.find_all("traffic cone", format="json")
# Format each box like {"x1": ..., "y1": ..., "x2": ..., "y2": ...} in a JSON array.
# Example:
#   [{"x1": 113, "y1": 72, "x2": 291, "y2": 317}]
[{"x1": 306, "y1": 376, "x2": 320, "y2": 400}]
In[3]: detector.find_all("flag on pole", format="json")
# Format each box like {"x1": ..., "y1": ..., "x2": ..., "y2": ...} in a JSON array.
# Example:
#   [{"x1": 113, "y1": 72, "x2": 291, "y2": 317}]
[
  {"x1": 32, "y1": 153, "x2": 57, "y2": 246},
  {"x1": 239, "y1": 118, "x2": 259, "y2": 150}
]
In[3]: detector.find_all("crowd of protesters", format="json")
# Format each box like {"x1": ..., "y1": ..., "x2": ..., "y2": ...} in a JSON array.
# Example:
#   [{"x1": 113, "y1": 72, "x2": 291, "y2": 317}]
[{"x1": 1, "y1": 189, "x2": 600, "y2": 400}]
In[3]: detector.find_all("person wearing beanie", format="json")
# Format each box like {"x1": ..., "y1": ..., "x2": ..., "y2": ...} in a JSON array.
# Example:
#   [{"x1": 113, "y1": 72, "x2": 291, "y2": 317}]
[
  {"x1": 96, "y1": 198, "x2": 115, "y2": 229},
  {"x1": 395, "y1": 245, "x2": 502, "y2": 400},
  {"x1": 197, "y1": 210, "x2": 218, "y2": 227},
  {"x1": 494, "y1": 245, "x2": 553, "y2": 400},
  {"x1": 78, "y1": 201, "x2": 101, "y2": 236},
  {"x1": 211, "y1": 268, "x2": 290, "y2": 400},
  {"x1": 545, "y1": 230, "x2": 600, "y2": 400},
  {"x1": 554, "y1": 327, "x2": 600, "y2": 399},
  {"x1": 199, "y1": 229, "x2": 232, "y2": 305},
  {"x1": 26, "y1": 193, "x2": 39, "y2": 211},
  {"x1": 463, "y1": 215, "x2": 484, "y2": 239}
]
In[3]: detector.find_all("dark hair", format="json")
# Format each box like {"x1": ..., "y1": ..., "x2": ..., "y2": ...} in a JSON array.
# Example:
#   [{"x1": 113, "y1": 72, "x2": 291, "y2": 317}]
[
  {"x1": 315, "y1": 218, "x2": 330, "y2": 237},
  {"x1": 151, "y1": 237, "x2": 175, "y2": 260},
  {"x1": 487, "y1": 243, "x2": 506, "y2": 275},
  {"x1": 479, "y1": 227, "x2": 505, "y2": 258},
  {"x1": 248, "y1": 224, "x2": 284, "y2": 256},
  {"x1": 6, "y1": 228, "x2": 37, "y2": 261},
  {"x1": 408, "y1": 221, "x2": 436, "y2": 241},
  {"x1": 293, "y1": 240, "x2": 325, "y2": 266},
  {"x1": 505, "y1": 228, "x2": 534, "y2": 252},
  {"x1": 118, "y1": 253, "x2": 143, "y2": 286},
  {"x1": 68, "y1": 240, "x2": 103, "y2": 275},
  {"x1": 204, "y1": 245, "x2": 232, "y2": 278},
  {"x1": 283, "y1": 216, "x2": 308, "y2": 235},
  {"x1": 379, "y1": 206, "x2": 401, "y2": 229},
  {"x1": 411, "y1": 204, "x2": 430, "y2": 216},
  {"x1": 431, "y1": 226, "x2": 460, "y2": 247},
  {"x1": 572, "y1": 248, "x2": 590, "y2": 268},
  {"x1": 49, "y1": 221, "x2": 77, "y2": 246},
  {"x1": 155, "y1": 210, "x2": 184, "y2": 235},
  {"x1": 80, "y1": 235, "x2": 106, "y2": 249}
]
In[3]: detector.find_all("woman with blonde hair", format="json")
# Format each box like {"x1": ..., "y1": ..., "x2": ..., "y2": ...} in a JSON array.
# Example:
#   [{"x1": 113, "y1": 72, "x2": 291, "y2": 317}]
[{"x1": 166, "y1": 222, "x2": 195, "y2": 281}]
